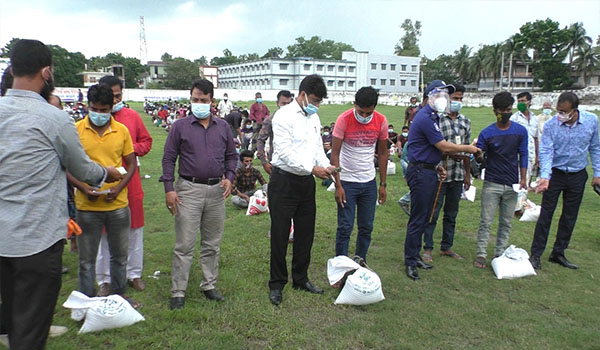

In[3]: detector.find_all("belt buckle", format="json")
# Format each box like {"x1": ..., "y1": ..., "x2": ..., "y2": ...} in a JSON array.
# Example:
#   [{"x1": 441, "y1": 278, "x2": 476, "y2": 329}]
[{"x1": 208, "y1": 178, "x2": 220, "y2": 185}]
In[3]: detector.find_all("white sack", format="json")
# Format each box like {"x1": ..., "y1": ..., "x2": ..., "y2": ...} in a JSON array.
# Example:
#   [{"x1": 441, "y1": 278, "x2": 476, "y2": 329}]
[
  {"x1": 461, "y1": 185, "x2": 476, "y2": 202},
  {"x1": 327, "y1": 256, "x2": 360, "y2": 286},
  {"x1": 386, "y1": 161, "x2": 396, "y2": 175},
  {"x1": 334, "y1": 267, "x2": 385, "y2": 305},
  {"x1": 246, "y1": 190, "x2": 269, "y2": 215},
  {"x1": 327, "y1": 182, "x2": 336, "y2": 192},
  {"x1": 491, "y1": 245, "x2": 536, "y2": 280}
]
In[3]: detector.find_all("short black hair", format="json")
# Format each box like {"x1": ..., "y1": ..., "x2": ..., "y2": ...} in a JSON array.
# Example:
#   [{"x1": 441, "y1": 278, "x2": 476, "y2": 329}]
[
  {"x1": 87, "y1": 83, "x2": 114, "y2": 107},
  {"x1": 98, "y1": 75, "x2": 123, "y2": 89},
  {"x1": 402, "y1": 126, "x2": 409, "y2": 130},
  {"x1": 453, "y1": 84, "x2": 466, "y2": 94},
  {"x1": 1, "y1": 66, "x2": 13, "y2": 96},
  {"x1": 557, "y1": 92, "x2": 579, "y2": 109},
  {"x1": 410, "y1": 96, "x2": 417, "y2": 101},
  {"x1": 240, "y1": 150, "x2": 254, "y2": 162},
  {"x1": 299, "y1": 74, "x2": 327, "y2": 99},
  {"x1": 355, "y1": 86, "x2": 379, "y2": 108},
  {"x1": 388, "y1": 124, "x2": 394, "y2": 128},
  {"x1": 190, "y1": 79, "x2": 214, "y2": 98},
  {"x1": 322, "y1": 126, "x2": 331, "y2": 131},
  {"x1": 276, "y1": 90, "x2": 292, "y2": 101},
  {"x1": 517, "y1": 91, "x2": 532, "y2": 101},
  {"x1": 241, "y1": 110, "x2": 249, "y2": 118},
  {"x1": 10, "y1": 39, "x2": 52, "y2": 77},
  {"x1": 492, "y1": 91, "x2": 514, "y2": 110},
  {"x1": 51, "y1": 94, "x2": 62, "y2": 105},
  {"x1": 255, "y1": 92, "x2": 262, "y2": 96}
]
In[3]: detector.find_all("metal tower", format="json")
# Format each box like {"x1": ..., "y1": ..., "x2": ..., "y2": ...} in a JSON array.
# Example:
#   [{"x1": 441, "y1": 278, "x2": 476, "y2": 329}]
[{"x1": 139, "y1": 16, "x2": 148, "y2": 65}]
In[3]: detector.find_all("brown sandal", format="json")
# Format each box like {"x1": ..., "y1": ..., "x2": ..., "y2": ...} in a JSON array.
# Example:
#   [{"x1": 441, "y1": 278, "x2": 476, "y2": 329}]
[{"x1": 473, "y1": 256, "x2": 487, "y2": 269}]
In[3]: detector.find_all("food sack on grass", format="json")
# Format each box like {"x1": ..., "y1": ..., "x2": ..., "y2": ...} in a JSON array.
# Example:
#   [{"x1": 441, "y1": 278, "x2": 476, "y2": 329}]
[
  {"x1": 63, "y1": 290, "x2": 103, "y2": 321},
  {"x1": 327, "y1": 255, "x2": 360, "y2": 287},
  {"x1": 334, "y1": 267, "x2": 385, "y2": 305},
  {"x1": 246, "y1": 190, "x2": 269, "y2": 216},
  {"x1": 491, "y1": 245, "x2": 536, "y2": 280},
  {"x1": 386, "y1": 161, "x2": 396, "y2": 175}
]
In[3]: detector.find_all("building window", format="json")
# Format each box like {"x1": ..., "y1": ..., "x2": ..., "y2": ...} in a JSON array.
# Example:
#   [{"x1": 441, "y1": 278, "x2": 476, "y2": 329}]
[
  {"x1": 327, "y1": 80, "x2": 334, "y2": 87},
  {"x1": 411, "y1": 65, "x2": 417, "y2": 72},
  {"x1": 381, "y1": 63, "x2": 387, "y2": 70},
  {"x1": 349, "y1": 66, "x2": 355, "y2": 73},
  {"x1": 370, "y1": 79, "x2": 377, "y2": 85},
  {"x1": 371, "y1": 63, "x2": 377, "y2": 70},
  {"x1": 390, "y1": 64, "x2": 396, "y2": 71},
  {"x1": 380, "y1": 79, "x2": 386, "y2": 85},
  {"x1": 89, "y1": 77, "x2": 96, "y2": 82},
  {"x1": 338, "y1": 81, "x2": 344, "y2": 87},
  {"x1": 338, "y1": 66, "x2": 345, "y2": 72},
  {"x1": 279, "y1": 63, "x2": 289, "y2": 70},
  {"x1": 304, "y1": 64, "x2": 311, "y2": 70},
  {"x1": 328, "y1": 65, "x2": 334, "y2": 72},
  {"x1": 411, "y1": 80, "x2": 416, "y2": 86},
  {"x1": 401, "y1": 64, "x2": 407, "y2": 71},
  {"x1": 390, "y1": 79, "x2": 395, "y2": 86},
  {"x1": 279, "y1": 79, "x2": 288, "y2": 85},
  {"x1": 317, "y1": 65, "x2": 324, "y2": 71},
  {"x1": 348, "y1": 81, "x2": 355, "y2": 87},
  {"x1": 401, "y1": 80, "x2": 406, "y2": 86}
]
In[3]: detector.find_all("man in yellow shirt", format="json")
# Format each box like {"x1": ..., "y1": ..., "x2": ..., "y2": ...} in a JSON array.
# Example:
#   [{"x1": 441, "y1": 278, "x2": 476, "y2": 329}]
[{"x1": 67, "y1": 84, "x2": 139, "y2": 307}]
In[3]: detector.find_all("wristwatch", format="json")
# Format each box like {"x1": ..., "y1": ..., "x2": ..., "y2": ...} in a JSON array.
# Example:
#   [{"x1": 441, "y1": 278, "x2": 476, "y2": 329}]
[{"x1": 379, "y1": 182, "x2": 387, "y2": 187}]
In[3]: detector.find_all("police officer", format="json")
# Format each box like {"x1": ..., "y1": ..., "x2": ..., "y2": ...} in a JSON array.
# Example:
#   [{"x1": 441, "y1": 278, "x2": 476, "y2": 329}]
[{"x1": 404, "y1": 80, "x2": 481, "y2": 280}]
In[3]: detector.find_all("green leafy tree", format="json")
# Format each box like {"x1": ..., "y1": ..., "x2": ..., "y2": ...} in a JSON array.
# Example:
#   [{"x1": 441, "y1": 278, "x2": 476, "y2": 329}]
[
  {"x1": 514, "y1": 19, "x2": 572, "y2": 91},
  {"x1": 210, "y1": 49, "x2": 240, "y2": 66},
  {"x1": 0, "y1": 38, "x2": 21, "y2": 57},
  {"x1": 161, "y1": 52, "x2": 173, "y2": 62},
  {"x1": 566, "y1": 22, "x2": 592, "y2": 66},
  {"x1": 164, "y1": 57, "x2": 200, "y2": 90},
  {"x1": 88, "y1": 53, "x2": 146, "y2": 88},
  {"x1": 394, "y1": 19, "x2": 421, "y2": 57},
  {"x1": 468, "y1": 47, "x2": 487, "y2": 90},
  {"x1": 194, "y1": 56, "x2": 208, "y2": 66},
  {"x1": 501, "y1": 36, "x2": 529, "y2": 90},
  {"x1": 481, "y1": 44, "x2": 503, "y2": 91},
  {"x1": 421, "y1": 55, "x2": 458, "y2": 86},
  {"x1": 48, "y1": 45, "x2": 86, "y2": 87},
  {"x1": 262, "y1": 47, "x2": 284, "y2": 58},
  {"x1": 452, "y1": 45, "x2": 472, "y2": 84},
  {"x1": 286, "y1": 36, "x2": 354, "y2": 60},
  {"x1": 572, "y1": 45, "x2": 600, "y2": 87}
]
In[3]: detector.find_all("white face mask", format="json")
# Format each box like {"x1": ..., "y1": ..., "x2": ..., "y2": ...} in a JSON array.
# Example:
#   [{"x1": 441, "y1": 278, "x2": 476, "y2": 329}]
[{"x1": 429, "y1": 92, "x2": 449, "y2": 113}]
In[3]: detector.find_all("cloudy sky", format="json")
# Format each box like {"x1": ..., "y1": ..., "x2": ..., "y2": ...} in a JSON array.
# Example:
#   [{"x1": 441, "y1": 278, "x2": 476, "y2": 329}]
[{"x1": 1, "y1": 0, "x2": 599, "y2": 62}]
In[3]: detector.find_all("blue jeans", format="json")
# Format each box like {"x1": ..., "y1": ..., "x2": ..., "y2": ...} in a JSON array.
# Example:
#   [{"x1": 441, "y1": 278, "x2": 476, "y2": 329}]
[
  {"x1": 476, "y1": 181, "x2": 518, "y2": 258},
  {"x1": 335, "y1": 179, "x2": 378, "y2": 261},
  {"x1": 423, "y1": 181, "x2": 463, "y2": 251},
  {"x1": 77, "y1": 207, "x2": 130, "y2": 297}
]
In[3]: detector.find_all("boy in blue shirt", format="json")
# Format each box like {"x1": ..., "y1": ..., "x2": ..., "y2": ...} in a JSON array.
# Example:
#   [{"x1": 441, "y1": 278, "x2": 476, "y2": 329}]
[{"x1": 474, "y1": 92, "x2": 528, "y2": 268}]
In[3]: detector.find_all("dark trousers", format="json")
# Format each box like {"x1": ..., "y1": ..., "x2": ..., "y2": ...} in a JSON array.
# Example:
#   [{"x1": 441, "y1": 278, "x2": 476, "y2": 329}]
[
  {"x1": 0, "y1": 239, "x2": 64, "y2": 350},
  {"x1": 405, "y1": 165, "x2": 438, "y2": 266},
  {"x1": 335, "y1": 179, "x2": 378, "y2": 260},
  {"x1": 423, "y1": 180, "x2": 463, "y2": 251},
  {"x1": 531, "y1": 168, "x2": 588, "y2": 257},
  {"x1": 268, "y1": 169, "x2": 316, "y2": 290}
]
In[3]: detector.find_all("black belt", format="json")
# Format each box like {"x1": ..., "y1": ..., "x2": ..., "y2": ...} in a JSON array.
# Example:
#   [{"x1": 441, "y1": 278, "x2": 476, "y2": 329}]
[
  {"x1": 180, "y1": 175, "x2": 221, "y2": 185},
  {"x1": 409, "y1": 162, "x2": 437, "y2": 170},
  {"x1": 272, "y1": 167, "x2": 312, "y2": 178}
]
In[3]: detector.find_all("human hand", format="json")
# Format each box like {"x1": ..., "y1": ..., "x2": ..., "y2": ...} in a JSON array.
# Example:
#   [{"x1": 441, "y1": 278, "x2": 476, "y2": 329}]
[
  {"x1": 378, "y1": 186, "x2": 387, "y2": 205},
  {"x1": 536, "y1": 179, "x2": 549, "y2": 193},
  {"x1": 335, "y1": 185, "x2": 346, "y2": 208},
  {"x1": 311, "y1": 166, "x2": 332, "y2": 179},
  {"x1": 84, "y1": 186, "x2": 103, "y2": 202},
  {"x1": 262, "y1": 162, "x2": 272, "y2": 175},
  {"x1": 592, "y1": 177, "x2": 600, "y2": 188},
  {"x1": 463, "y1": 145, "x2": 481, "y2": 154},
  {"x1": 104, "y1": 186, "x2": 122, "y2": 202},
  {"x1": 520, "y1": 178, "x2": 527, "y2": 190},
  {"x1": 464, "y1": 178, "x2": 471, "y2": 191},
  {"x1": 105, "y1": 166, "x2": 123, "y2": 183},
  {"x1": 165, "y1": 191, "x2": 182, "y2": 215},
  {"x1": 220, "y1": 179, "x2": 232, "y2": 198},
  {"x1": 436, "y1": 166, "x2": 447, "y2": 181}
]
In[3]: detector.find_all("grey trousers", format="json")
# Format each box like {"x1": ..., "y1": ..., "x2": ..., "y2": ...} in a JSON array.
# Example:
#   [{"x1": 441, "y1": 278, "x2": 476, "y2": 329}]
[
  {"x1": 476, "y1": 181, "x2": 518, "y2": 258},
  {"x1": 171, "y1": 178, "x2": 225, "y2": 297}
]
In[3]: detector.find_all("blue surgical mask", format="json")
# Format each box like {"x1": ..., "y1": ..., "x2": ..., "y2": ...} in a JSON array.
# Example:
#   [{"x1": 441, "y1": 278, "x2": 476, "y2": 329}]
[
  {"x1": 302, "y1": 95, "x2": 319, "y2": 116},
  {"x1": 88, "y1": 111, "x2": 111, "y2": 126},
  {"x1": 112, "y1": 100, "x2": 125, "y2": 113},
  {"x1": 402, "y1": 132, "x2": 408, "y2": 137},
  {"x1": 191, "y1": 103, "x2": 211, "y2": 119},
  {"x1": 542, "y1": 108, "x2": 552, "y2": 116},
  {"x1": 323, "y1": 132, "x2": 330, "y2": 136},
  {"x1": 449, "y1": 101, "x2": 462, "y2": 113},
  {"x1": 354, "y1": 109, "x2": 373, "y2": 124},
  {"x1": 256, "y1": 98, "x2": 263, "y2": 103}
]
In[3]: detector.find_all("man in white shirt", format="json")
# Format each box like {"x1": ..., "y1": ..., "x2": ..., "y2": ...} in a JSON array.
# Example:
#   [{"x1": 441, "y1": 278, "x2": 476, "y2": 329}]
[
  {"x1": 217, "y1": 93, "x2": 233, "y2": 118},
  {"x1": 268, "y1": 74, "x2": 334, "y2": 305},
  {"x1": 511, "y1": 91, "x2": 539, "y2": 185}
]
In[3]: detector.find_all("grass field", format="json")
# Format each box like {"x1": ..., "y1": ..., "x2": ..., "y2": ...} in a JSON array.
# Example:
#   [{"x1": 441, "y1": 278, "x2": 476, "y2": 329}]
[{"x1": 46, "y1": 101, "x2": 600, "y2": 349}]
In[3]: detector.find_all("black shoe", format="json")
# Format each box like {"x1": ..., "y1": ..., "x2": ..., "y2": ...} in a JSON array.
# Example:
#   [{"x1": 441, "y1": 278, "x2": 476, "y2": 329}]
[
  {"x1": 406, "y1": 266, "x2": 419, "y2": 280},
  {"x1": 269, "y1": 289, "x2": 282, "y2": 305},
  {"x1": 203, "y1": 289, "x2": 225, "y2": 302},
  {"x1": 292, "y1": 281, "x2": 324, "y2": 294},
  {"x1": 529, "y1": 255, "x2": 542, "y2": 270},
  {"x1": 548, "y1": 253, "x2": 578, "y2": 269},
  {"x1": 169, "y1": 297, "x2": 185, "y2": 310},
  {"x1": 416, "y1": 256, "x2": 433, "y2": 269}
]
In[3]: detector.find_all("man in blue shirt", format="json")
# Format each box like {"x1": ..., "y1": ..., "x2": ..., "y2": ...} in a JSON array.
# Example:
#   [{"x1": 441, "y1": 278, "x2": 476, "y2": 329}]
[
  {"x1": 474, "y1": 92, "x2": 528, "y2": 269},
  {"x1": 529, "y1": 92, "x2": 600, "y2": 270},
  {"x1": 404, "y1": 80, "x2": 480, "y2": 280}
]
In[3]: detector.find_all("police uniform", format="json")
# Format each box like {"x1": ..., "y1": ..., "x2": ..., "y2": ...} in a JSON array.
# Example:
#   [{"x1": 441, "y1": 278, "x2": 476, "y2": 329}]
[{"x1": 405, "y1": 104, "x2": 444, "y2": 267}]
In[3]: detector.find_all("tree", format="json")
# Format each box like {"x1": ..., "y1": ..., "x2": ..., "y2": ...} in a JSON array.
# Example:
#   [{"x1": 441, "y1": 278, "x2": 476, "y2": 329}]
[
  {"x1": 161, "y1": 52, "x2": 173, "y2": 62},
  {"x1": 88, "y1": 53, "x2": 147, "y2": 88},
  {"x1": 501, "y1": 36, "x2": 529, "y2": 90},
  {"x1": 286, "y1": 36, "x2": 354, "y2": 60},
  {"x1": 481, "y1": 44, "x2": 503, "y2": 91},
  {"x1": 452, "y1": 45, "x2": 472, "y2": 84},
  {"x1": 514, "y1": 19, "x2": 572, "y2": 91},
  {"x1": 164, "y1": 57, "x2": 200, "y2": 90},
  {"x1": 262, "y1": 47, "x2": 284, "y2": 59},
  {"x1": 468, "y1": 47, "x2": 487, "y2": 90},
  {"x1": 572, "y1": 45, "x2": 600, "y2": 87},
  {"x1": 0, "y1": 38, "x2": 21, "y2": 57},
  {"x1": 394, "y1": 19, "x2": 421, "y2": 57},
  {"x1": 238, "y1": 53, "x2": 260, "y2": 62},
  {"x1": 194, "y1": 56, "x2": 208, "y2": 66},
  {"x1": 48, "y1": 45, "x2": 86, "y2": 87},
  {"x1": 566, "y1": 22, "x2": 592, "y2": 66},
  {"x1": 210, "y1": 49, "x2": 240, "y2": 66},
  {"x1": 421, "y1": 55, "x2": 458, "y2": 86}
]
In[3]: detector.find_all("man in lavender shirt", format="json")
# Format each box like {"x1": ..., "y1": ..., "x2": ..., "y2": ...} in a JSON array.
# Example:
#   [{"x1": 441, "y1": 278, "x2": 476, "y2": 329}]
[{"x1": 160, "y1": 79, "x2": 237, "y2": 310}]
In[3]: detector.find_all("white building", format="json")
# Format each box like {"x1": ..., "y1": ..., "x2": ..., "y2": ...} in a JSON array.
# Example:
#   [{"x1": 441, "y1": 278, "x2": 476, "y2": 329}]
[
  {"x1": 200, "y1": 66, "x2": 219, "y2": 88},
  {"x1": 217, "y1": 51, "x2": 420, "y2": 94}
]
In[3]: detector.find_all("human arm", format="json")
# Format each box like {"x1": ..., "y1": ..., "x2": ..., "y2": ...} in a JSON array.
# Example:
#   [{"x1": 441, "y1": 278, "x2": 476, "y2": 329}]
[
  {"x1": 435, "y1": 140, "x2": 480, "y2": 154},
  {"x1": 66, "y1": 172, "x2": 102, "y2": 201},
  {"x1": 133, "y1": 113, "x2": 153, "y2": 156},
  {"x1": 256, "y1": 117, "x2": 271, "y2": 166},
  {"x1": 330, "y1": 136, "x2": 345, "y2": 207},
  {"x1": 377, "y1": 138, "x2": 388, "y2": 204},
  {"x1": 221, "y1": 126, "x2": 238, "y2": 198},
  {"x1": 105, "y1": 152, "x2": 137, "y2": 202},
  {"x1": 589, "y1": 115, "x2": 600, "y2": 187},
  {"x1": 256, "y1": 168, "x2": 267, "y2": 186},
  {"x1": 159, "y1": 121, "x2": 180, "y2": 193}
]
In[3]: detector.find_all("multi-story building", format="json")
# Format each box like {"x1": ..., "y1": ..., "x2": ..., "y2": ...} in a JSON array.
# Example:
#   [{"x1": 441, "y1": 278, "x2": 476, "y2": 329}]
[
  {"x1": 217, "y1": 51, "x2": 420, "y2": 93},
  {"x1": 200, "y1": 65, "x2": 219, "y2": 88},
  {"x1": 147, "y1": 60, "x2": 168, "y2": 85}
]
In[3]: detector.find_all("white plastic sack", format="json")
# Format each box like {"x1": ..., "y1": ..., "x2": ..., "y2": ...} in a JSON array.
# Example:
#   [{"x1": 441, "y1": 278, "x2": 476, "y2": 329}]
[
  {"x1": 520, "y1": 205, "x2": 541, "y2": 222},
  {"x1": 513, "y1": 185, "x2": 528, "y2": 212},
  {"x1": 491, "y1": 245, "x2": 536, "y2": 280},
  {"x1": 327, "y1": 256, "x2": 361, "y2": 286},
  {"x1": 327, "y1": 182, "x2": 336, "y2": 192},
  {"x1": 334, "y1": 267, "x2": 385, "y2": 305},
  {"x1": 386, "y1": 161, "x2": 396, "y2": 175},
  {"x1": 246, "y1": 190, "x2": 269, "y2": 215},
  {"x1": 461, "y1": 185, "x2": 476, "y2": 202}
]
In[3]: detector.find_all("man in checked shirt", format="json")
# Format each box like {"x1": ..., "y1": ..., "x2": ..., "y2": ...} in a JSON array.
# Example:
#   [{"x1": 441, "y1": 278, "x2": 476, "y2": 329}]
[{"x1": 421, "y1": 84, "x2": 471, "y2": 263}]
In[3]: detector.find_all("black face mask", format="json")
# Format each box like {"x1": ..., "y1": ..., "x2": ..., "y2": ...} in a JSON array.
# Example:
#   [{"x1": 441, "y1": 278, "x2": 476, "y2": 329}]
[{"x1": 496, "y1": 112, "x2": 511, "y2": 124}]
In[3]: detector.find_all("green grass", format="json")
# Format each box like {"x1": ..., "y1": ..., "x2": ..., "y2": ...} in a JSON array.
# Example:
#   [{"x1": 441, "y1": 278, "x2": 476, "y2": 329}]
[{"x1": 48, "y1": 102, "x2": 600, "y2": 349}]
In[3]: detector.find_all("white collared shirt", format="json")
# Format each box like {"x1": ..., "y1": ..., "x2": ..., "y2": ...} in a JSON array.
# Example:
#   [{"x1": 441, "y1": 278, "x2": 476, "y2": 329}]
[
  {"x1": 271, "y1": 99, "x2": 330, "y2": 175},
  {"x1": 510, "y1": 110, "x2": 539, "y2": 162}
]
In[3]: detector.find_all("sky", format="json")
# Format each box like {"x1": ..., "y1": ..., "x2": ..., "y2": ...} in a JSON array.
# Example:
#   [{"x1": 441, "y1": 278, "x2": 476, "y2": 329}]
[{"x1": 1, "y1": 0, "x2": 599, "y2": 63}]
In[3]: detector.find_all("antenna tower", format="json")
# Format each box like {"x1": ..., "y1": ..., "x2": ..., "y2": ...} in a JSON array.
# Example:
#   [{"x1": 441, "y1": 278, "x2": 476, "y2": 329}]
[{"x1": 139, "y1": 16, "x2": 148, "y2": 65}]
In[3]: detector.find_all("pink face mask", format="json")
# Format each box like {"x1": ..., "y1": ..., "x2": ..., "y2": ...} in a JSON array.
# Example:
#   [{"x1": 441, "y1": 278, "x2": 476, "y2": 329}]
[{"x1": 557, "y1": 110, "x2": 574, "y2": 123}]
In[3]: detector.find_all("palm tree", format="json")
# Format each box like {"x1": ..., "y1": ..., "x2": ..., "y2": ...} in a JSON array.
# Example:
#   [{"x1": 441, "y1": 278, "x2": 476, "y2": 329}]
[
  {"x1": 502, "y1": 36, "x2": 529, "y2": 90},
  {"x1": 452, "y1": 45, "x2": 471, "y2": 84},
  {"x1": 468, "y1": 47, "x2": 486, "y2": 90},
  {"x1": 567, "y1": 22, "x2": 592, "y2": 66},
  {"x1": 482, "y1": 44, "x2": 503, "y2": 91},
  {"x1": 572, "y1": 45, "x2": 600, "y2": 87}
]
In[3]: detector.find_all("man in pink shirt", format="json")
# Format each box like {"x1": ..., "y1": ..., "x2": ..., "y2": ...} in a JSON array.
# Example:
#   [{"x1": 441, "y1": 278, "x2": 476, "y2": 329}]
[
  {"x1": 95, "y1": 76, "x2": 153, "y2": 295},
  {"x1": 249, "y1": 92, "x2": 270, "y2": 149},
  {"x1": 330, "y1": 86, "x2": 389, "y2": 262}
]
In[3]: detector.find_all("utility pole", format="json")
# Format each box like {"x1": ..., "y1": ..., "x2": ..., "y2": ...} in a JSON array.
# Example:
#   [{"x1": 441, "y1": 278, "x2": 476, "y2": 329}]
[
  {"x1": 499, "y1": 52, "x2": 505, "y2": 91},
  {"x1": 139, "y1": 16, "x2": 148, "y2": 88}
]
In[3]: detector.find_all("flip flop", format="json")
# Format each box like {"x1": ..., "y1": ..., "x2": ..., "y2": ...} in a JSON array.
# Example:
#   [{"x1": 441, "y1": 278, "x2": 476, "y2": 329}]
[{"x1": 473, "y1": 256, "x2": 487, "y2": 269}]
